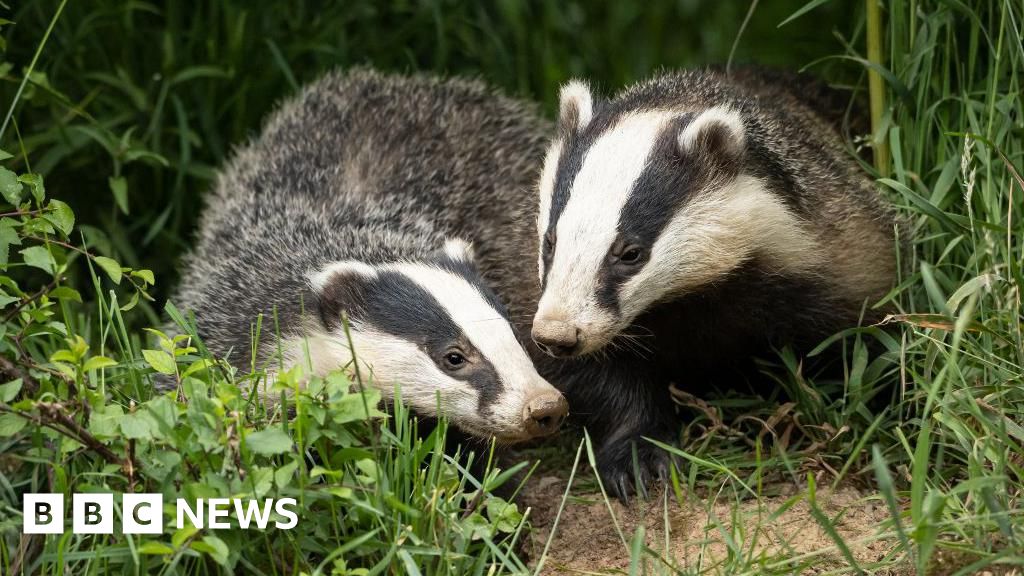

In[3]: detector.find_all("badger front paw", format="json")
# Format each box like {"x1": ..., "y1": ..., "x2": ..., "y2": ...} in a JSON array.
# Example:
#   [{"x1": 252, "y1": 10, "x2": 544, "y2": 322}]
[{"x1": 596, "y1": 435, "x2": 675, "y2": 503}]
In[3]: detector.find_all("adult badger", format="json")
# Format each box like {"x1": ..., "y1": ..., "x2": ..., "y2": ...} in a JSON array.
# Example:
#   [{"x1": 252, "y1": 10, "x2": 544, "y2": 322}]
[
  {"x1": 172, "y1": 70, "x2": 568, "y2": 443},
  {"x1": 529, "y1": 69, "x2": 900, "y2": 497}
]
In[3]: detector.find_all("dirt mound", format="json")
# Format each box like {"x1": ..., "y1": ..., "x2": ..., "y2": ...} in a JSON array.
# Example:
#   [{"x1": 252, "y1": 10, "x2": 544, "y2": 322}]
[{"x1": 521, "y1": 475, "x2": 904, "y2": 574}]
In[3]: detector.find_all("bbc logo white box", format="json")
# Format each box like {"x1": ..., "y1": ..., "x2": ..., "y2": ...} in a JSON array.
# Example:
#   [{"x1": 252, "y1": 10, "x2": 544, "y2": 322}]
[
  {"x1": 23, "y1": 493, "x2": 64, "y2": 534},
  {"x1": 123, "y1": 493, "x2": 164, "y2": 534},
  {"x1": 73, "y1": 493, "x2": 114, "y2": 534}
]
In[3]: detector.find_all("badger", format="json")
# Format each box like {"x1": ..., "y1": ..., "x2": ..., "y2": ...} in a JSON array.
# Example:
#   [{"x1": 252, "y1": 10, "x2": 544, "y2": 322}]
[
  {"x1": 171, "y1": 69, "x2": 568, "y2": 444},
  {"x1": 526, "y1": 69, "x2": 900, "y2": 497}
]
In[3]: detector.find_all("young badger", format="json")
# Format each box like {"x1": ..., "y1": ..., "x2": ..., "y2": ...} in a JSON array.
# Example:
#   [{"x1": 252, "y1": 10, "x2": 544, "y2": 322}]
[
  {"x1": 172, "y1": 70, "x2": 568, "y2": 443},
  {"x1": 530, "y1": 69, "x2": 900, "y2": 497}
]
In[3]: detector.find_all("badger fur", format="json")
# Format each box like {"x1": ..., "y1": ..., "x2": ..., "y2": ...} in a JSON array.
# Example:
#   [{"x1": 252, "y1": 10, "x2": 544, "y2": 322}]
[
  {"x1": 171, "y1": 69, "x2": 568, "y2": 443},
  {"x1": 529, "y1": 69, "x2": 900, "y2": 497}
]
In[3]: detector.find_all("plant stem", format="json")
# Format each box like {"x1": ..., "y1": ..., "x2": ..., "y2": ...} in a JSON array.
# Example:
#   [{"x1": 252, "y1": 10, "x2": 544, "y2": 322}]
[{"x1": 866, "y1": 0, "x2": 890, "y2": 177}]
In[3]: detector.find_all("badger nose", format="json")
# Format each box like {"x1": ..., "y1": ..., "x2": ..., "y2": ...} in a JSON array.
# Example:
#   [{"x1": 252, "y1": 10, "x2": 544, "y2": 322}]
[
  {"x1": 532, "y1": 320, "x2": 580, "y2": 357},
  {"x1": 522, "y1": 391, "x2": 568, "y2": 437}
]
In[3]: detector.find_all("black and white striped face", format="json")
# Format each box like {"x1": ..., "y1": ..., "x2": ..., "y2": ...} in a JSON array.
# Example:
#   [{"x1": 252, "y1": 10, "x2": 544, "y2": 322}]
[
  {"x1": 297, "y1": 240, "x2": 567, "y2": 442},
  {"x1": 533, "y1": 80, "x2": 821, "y2": 357}
]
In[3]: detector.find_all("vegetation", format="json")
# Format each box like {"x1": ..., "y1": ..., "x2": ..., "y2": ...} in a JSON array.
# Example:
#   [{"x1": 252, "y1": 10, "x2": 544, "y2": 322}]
[{"x1": 0, "y1": 0, "x2": 1021, "y2": 574}]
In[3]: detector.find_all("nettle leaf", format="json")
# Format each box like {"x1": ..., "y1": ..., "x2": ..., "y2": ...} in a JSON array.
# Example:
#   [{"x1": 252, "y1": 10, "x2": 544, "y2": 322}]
[
  {"x1": 89, "y1": 404, "x2": 124, "y2": 438},
  {"x1": 120, "y1": 411, "x2": 154, "y2": 439},
  {"x1": 20, "y1": 246, "x2": 55, "y2": 274},
  {"x1": 0, "y1": 413, "x2": 27, "y2": 437},
  {"x1": 0, "y1": 167, "x2": 22, "y2": 205},
  {"x1": 143, "y1": 349, "x2": 177, "y2": 375},
  {"x1": 332, "y1": 388, "x2": 386, "y2": 424},
  {"x1": 245, "y1": 427, "x2": 293, "y2": 456},
  {"x1": 45, "y1": 199, "x2": 73, "y2": 236},
  {"x1": 92, "y1": 256, "x2": 122, "y2": 284},
  {"x1": 145, "y1": 396, "x2": 178, "y2": 439},
  {"x1": 0, "y1": 149, "x2": 12, "y2": 161},
  {"x1": 109, "y1": 176, "x2": 129, "y2": 214}
]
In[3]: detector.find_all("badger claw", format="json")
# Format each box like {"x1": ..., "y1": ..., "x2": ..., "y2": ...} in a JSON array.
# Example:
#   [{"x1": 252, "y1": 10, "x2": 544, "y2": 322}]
[{"x1": 597, "y1": 437, "x2": 676, "y2": 503}]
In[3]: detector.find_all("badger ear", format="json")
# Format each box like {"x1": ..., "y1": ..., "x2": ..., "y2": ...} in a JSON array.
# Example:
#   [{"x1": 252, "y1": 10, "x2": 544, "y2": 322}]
[
  {"x1": 442, "y1": 238, "x2": 476, "y2": 263},
  {"x1": 309, "y1": 261, "x2": 375, "y2": 329},
  {"x1": 678, "y1": 106, "x2": 746, "y2": 176},
  {"x1": 558, "y1": 79, "x2": 594, "y2": 136}
]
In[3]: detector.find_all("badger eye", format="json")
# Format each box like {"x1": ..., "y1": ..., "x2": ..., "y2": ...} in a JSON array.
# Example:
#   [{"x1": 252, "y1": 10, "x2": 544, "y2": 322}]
[
  {"x1": 442, "y1": 350, "x2": 467, "y2": 371},
  {"x1": 619, "y1": 246, "x2": 645, "y2": 265}
]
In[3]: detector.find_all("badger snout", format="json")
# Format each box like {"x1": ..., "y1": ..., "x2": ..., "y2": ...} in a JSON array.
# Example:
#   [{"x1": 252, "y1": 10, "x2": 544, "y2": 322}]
[
  {"x1": 531, "y1": 319, "x2": 581, "y2": 357},
  {"x1": 521, "y1": 390, "x2": 569, "y2": 438}
]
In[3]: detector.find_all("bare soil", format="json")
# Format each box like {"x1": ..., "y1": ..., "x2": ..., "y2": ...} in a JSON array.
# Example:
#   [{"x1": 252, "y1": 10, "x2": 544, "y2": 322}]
[{"x1": 519, "y1": 473, "x2": 905, "y2": 575}]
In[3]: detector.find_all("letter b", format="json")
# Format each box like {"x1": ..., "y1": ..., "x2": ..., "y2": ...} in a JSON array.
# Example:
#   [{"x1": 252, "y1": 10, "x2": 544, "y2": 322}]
[
  {"x1": 73, "y1": 494, "x2": 114, "y2": 534},
  {"x1": 23, "y1": 494, "x2": 64, "y2": 534}
]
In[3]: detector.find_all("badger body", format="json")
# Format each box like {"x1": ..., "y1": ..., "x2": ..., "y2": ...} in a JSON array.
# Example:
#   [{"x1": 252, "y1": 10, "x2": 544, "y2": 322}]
[
  {"x1": 173, "y1": 69, "x2": 568, "y2": 443},
  {"x1": 521, "y1": 68, "x2": 899, "y2": 497}
]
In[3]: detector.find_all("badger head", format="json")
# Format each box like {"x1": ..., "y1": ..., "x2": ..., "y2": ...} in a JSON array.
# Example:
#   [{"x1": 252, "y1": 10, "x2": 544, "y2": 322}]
[
  {"x1": 295, "y1": 239, "x2": 567, "y2": 442},
  {"x1": 532, "y1": 80, "x2": 821, "y2": 357}
]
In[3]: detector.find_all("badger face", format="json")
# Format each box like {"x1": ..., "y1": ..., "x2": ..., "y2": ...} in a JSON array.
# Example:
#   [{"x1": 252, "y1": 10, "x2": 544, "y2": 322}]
[
  {"x1": 532, "y1": 80, "x2": 821, "y2": 357},
  {"x1": 297, "y1": 240, "x2": 567, "y2": 443}
]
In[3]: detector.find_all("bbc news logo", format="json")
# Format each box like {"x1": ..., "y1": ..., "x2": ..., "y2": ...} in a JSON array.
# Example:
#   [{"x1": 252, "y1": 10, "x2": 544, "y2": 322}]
[{"x1": 23, "y1": 494, "x2": 298, "y2": 534}]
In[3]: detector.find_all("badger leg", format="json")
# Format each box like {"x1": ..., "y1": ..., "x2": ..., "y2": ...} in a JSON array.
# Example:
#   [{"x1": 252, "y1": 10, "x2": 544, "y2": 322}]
[{"x1": 546, "y1": 356, "x2": 678, "y2": 502}]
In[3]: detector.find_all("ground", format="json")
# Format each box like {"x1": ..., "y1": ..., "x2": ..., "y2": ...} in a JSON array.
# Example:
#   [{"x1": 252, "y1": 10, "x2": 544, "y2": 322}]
[{"x1": 519, "y1": 471, "x2": 904, "y2": 575}]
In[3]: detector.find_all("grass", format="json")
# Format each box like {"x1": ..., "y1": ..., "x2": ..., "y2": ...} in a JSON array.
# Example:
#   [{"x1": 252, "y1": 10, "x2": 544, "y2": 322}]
[{"x1": 1, "y1": 0, "x2": 1023, "y2": 574}]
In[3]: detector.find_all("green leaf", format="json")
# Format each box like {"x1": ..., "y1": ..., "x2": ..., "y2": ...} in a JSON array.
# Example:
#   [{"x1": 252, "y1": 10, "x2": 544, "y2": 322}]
[
  {"x1": 45, "y1": 199, "x2": 74, "y2": 236},
  {"x1": 196, "y1": 535, "x2": 230, "y2": 567},
  {"x1": 0, "y1": 288, "x2": 18, "y2": 308},
  {"x1": 172, "y1": 525, "x2": 199, "y2": 549},
  {"x1": 245, "y1": 428, "x2": 293, "y2": 456},
  {"x1": 182, "y1": 358, "x2": 213, "y2": 378},
  {"x1": 19, "y1": 174, "x2": 45, "y2": 204},
  {"x1": 20, "y1": 246, "x2": 55, "y2": 274},
  {"x1": 0, "y1": 219, "x2": 21, "y2": 266},
  {"x1": 120, "y1": 411, "x2": 153, "y2": 439},
  {"x1": 120, "y1": 290, "x2": 140, "y2": 312},
  {"x1": 485, "y1": 498, "x2": 522, "y2": 533},
  {"x1": 109, "y1": 176, "x2": 129, "y2": 214},
  {"x1": 138, "y1": 541, "x2": 175, "y2": 555},
  {"x1": 82, "y1": 356, "x2": 117, "y2": 372},
  {"x1": 93, "y1": 256, "x2": 122, "y2": 284},
  {"x1": 0, "y1": 413, "x2": 27, "y2": 437},
  {"x1": 50, "y1": 349, "x2": 79, "y2": 364},
  {"x1": 274, "y1": 459, "x2": 299, "y2": 489},
  {"x1": 89, "y1": 404, "x2": 124, "y2": 438},
  {"x1": 332, "y1": 388, "x2": 386, "y2": 424},
  {"x1": 0, "y1": 167, "x2": 22, "y2": 205},
  {"x1": 131, "y1": 269, "x2": 155, "y2": 285},
  {"x1": 142, "y1": 349, "x2": 176, "y2": 375},
  {"x1": 0, "y1": 149, "x2": 12, "y2": 161},
  {"x1": 50, "y1": 286, "x2": 82, "y2": 302},
  {"x1": 0, "y1": 379, "x2": 22, "y2": 402}
]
